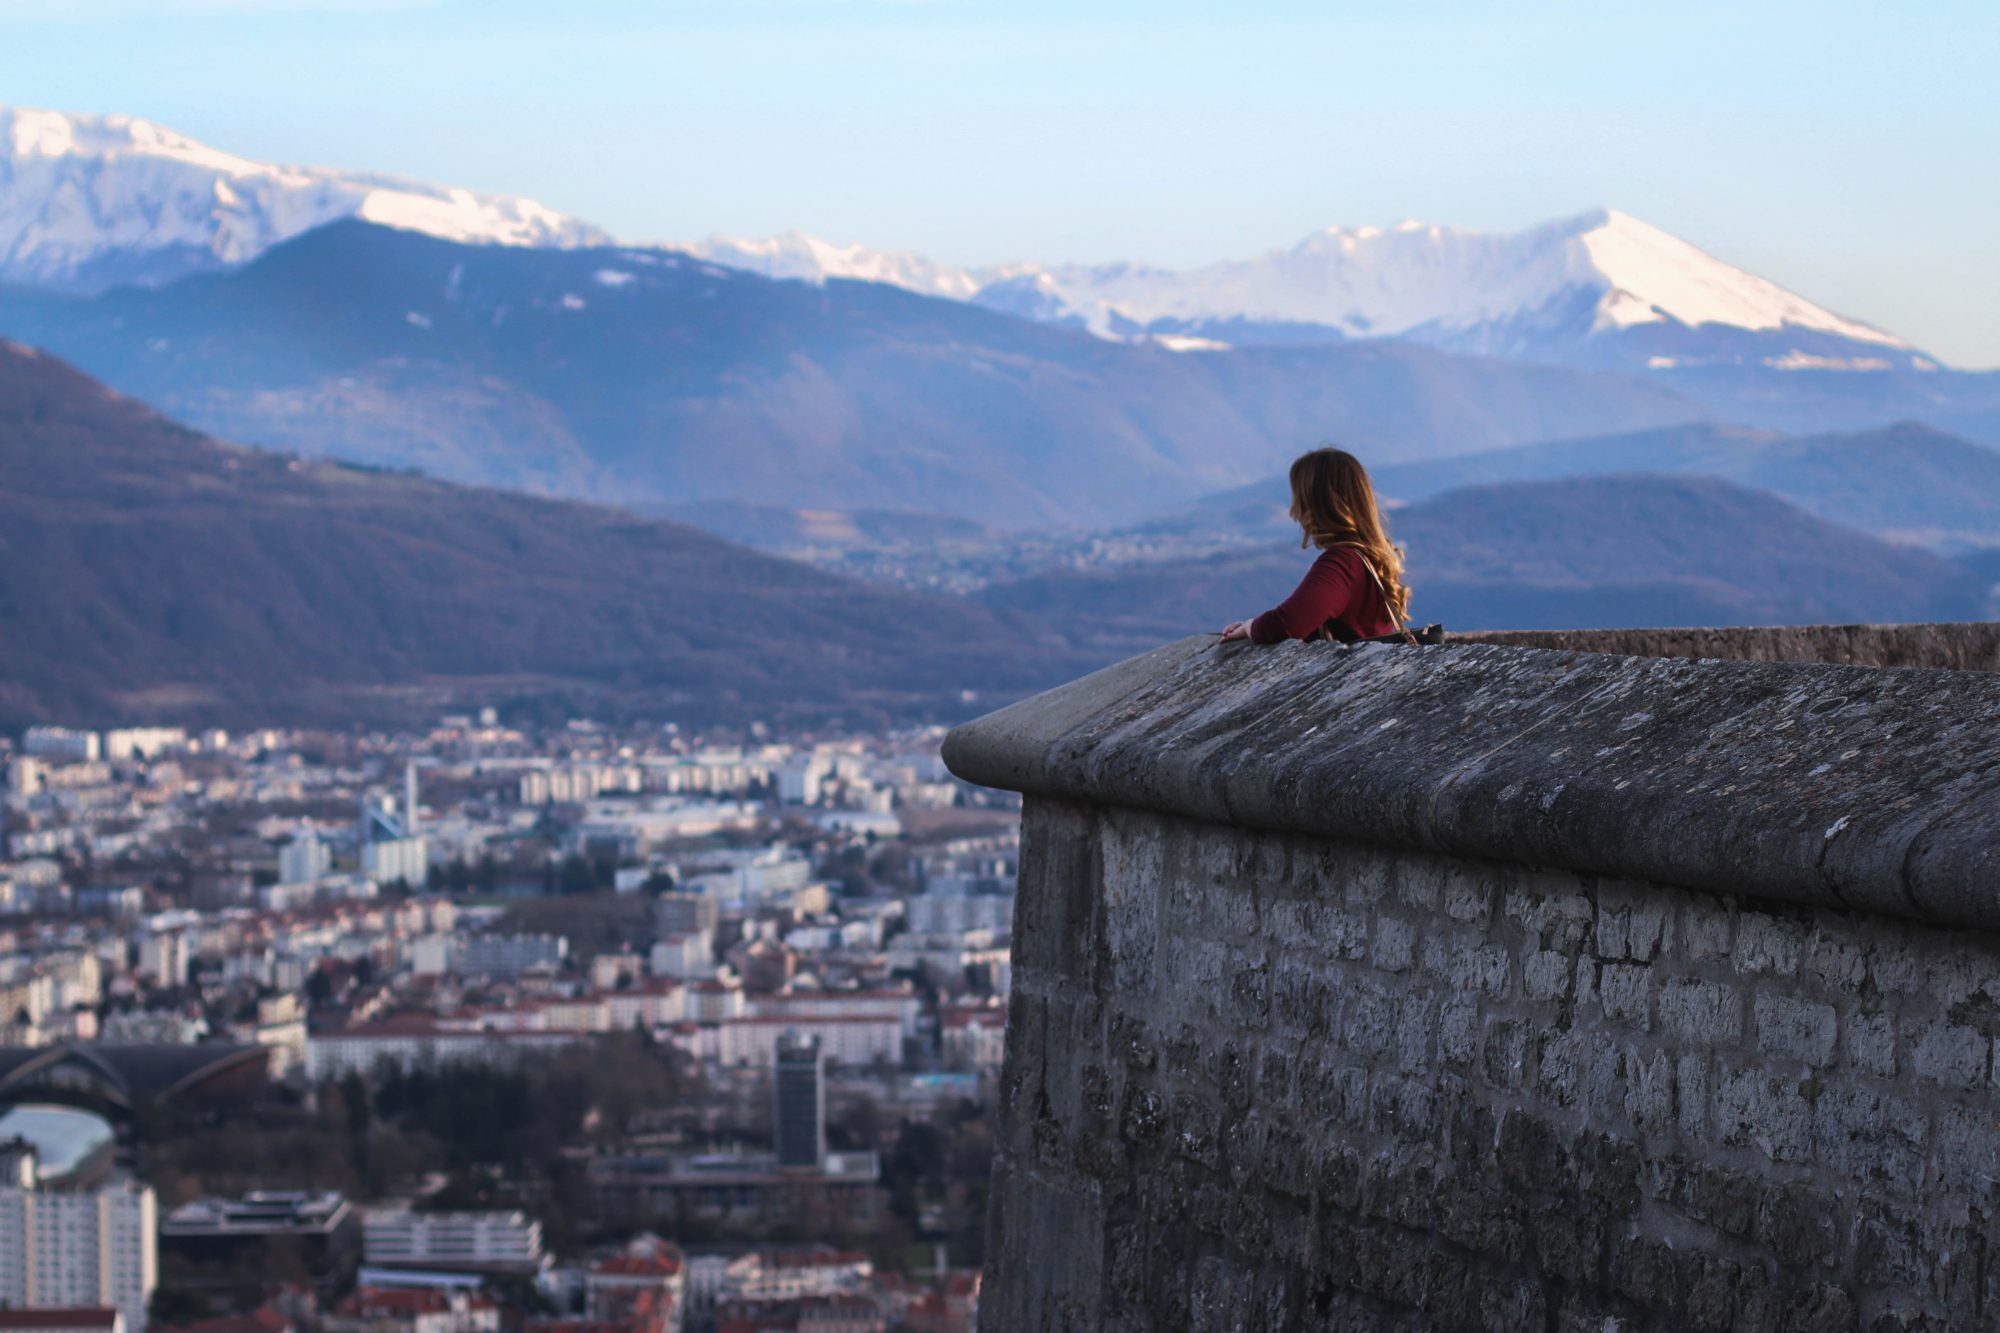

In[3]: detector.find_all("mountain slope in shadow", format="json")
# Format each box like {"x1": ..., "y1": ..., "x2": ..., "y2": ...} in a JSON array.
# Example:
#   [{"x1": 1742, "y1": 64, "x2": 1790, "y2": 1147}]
[{"x1": 0, "y1": 340, "x2": 1096, "y2": 729}]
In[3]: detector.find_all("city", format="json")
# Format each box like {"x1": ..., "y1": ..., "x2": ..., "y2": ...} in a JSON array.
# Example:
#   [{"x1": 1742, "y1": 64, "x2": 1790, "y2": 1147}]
[{"x1": 0, "y1": 716, "x2": 1013, "y2": 1332}]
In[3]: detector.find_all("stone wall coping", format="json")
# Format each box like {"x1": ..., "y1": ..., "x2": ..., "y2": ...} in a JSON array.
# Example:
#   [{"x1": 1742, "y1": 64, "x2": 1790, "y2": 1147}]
[
  {"x1": 942, "y1": 634, "x2": 2000, "y2": 930},
  {"x1": 1452, "y1": 620, "x2": 2000, "y2": 671}
]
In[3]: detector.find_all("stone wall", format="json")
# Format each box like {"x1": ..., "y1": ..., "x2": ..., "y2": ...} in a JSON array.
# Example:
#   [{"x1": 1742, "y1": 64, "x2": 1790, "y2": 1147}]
[{"x1": 945, "y1": 633, "x2": 2000, "y2": 1331}]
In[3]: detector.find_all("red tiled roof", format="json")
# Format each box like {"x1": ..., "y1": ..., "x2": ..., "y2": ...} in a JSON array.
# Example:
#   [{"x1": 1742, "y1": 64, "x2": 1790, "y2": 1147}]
[
  {"x1": 592, "y1": 1252, "x2": 683, "y2": 1277},
  {"x1": 339, "y1": 1289, "x2": 447, "y2": 1315}
]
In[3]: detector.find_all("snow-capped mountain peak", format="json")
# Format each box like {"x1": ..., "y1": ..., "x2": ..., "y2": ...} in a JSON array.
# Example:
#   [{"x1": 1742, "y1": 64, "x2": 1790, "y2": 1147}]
[
  {"x1": 0, "y1": 105, "x2": 609, "y2": 292},
  {"x1": 677, "y1": 207, "x2": 1916, "y2": 370},
  {"x1": 1557, "y1": 207, "x2": 1902, "y2": 346}
]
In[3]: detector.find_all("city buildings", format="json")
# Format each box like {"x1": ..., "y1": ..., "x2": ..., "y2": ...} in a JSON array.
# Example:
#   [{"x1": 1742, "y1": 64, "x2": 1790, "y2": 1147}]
[
  {"x1": 451, "y1": 932, "x2": 568, "y2": 980},
  {"x1": 305, "y1": 1017, "x2": 583, "y2": 1080},
  {"x1": 585, "y1": 1239, "x2": 686, "y2": 1333},
  {"x1": 160, "y1": 1190, "x2": 359, "y2": 1297},
  {"x1": 0, "y1": 714, "x2": 1006, "y2": 1323}
]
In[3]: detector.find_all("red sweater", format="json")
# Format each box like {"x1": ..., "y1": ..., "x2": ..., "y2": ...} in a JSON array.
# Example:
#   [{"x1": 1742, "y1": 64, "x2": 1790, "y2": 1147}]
[{"x1": 1249, "y1": 547, "x2": 1400, "y2": 643}]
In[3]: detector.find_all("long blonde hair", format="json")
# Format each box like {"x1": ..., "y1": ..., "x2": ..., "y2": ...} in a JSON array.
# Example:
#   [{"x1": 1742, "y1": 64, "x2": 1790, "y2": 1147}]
[{"x1": 1286, "y1": 447, "x2": 1411, "y2": 623}]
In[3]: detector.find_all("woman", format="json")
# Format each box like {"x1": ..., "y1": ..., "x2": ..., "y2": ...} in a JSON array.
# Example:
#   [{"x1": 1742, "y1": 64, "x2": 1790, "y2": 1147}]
[{"x1": 1220, "y1": 447, "x2": 1412, "y2": 644}]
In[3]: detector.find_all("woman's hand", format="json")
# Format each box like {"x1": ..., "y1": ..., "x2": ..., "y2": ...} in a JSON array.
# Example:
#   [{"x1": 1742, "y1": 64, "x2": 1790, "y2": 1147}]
[{"x1": 1220, "y1": 620, "x2": 1252, "y2": 642}]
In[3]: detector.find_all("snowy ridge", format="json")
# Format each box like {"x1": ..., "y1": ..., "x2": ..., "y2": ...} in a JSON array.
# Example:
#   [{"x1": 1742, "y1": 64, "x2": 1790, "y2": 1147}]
[
  {"x1": 683, "y1": 229, "x2": 980, "y2": 301},
  {"x1": 1000, "y1": 210, "x2": 1904, "y2": 348},
  {"x1": 0, "y1": 106, "x2": 608, "y2": 292},
  {"x1": 684, "y1": 208, "x2": 1915, "y2": 368}
]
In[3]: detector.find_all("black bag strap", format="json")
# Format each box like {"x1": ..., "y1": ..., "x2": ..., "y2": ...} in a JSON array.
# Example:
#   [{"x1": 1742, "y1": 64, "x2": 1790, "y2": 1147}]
[{"x1": 1337, "y1": 543, "x2": 1424, "y2": 648}]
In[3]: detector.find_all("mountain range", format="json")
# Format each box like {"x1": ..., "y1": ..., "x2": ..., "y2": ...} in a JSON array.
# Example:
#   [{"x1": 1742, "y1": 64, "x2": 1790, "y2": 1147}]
[
  {"x1": 0, "y1": 339, "x2": 1096, "y2": 730},
  {"x1": 686, "y1": 213, "x2": 2000, "y2": 444},
  {"x1": 0, "y1": 106, "x2": 603, "y2": 293},
  {"x1": 4, "y1": 105, "x2": 1993, "y2": 469},
  {"x1": 0, "y1": 220, "x2": 1712, "y2": 529},
  {"x1": 690, "y1": 209, "x2": 1926, "y2": 376}
]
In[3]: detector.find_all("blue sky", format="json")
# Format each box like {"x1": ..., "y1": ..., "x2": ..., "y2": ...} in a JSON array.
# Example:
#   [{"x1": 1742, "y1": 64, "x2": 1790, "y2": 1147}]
[{"x1": 4, "y1": 0, "x2": 1996, "y2": 366}]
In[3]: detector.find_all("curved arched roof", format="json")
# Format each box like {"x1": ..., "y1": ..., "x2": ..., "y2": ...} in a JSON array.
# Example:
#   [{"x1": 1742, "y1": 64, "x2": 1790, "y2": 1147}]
[{"x1": 0, "y1": 1042, "x2": 266, "y2": 1113}]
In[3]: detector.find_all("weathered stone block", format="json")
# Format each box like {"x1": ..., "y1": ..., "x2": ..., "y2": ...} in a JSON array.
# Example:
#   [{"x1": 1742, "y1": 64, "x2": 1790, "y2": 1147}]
[
  {"x1": 1599, "y1": 962, "x2": 1652, "y2": 1030},
  {"x1": 1524, "y1": 948, "x2": 1572, "y2": 1000},
  {"x1": 1099, "y1": 811, "x2": 1163, "y2": 994},
  {"x1": 1624, "y1": 1048, "x2": 1674, "y2": 1133},
  {"x1": 1681, "y1": 896, "x2": 1735, "y2": 959},
  {"x1": 1224, "y1": 951, "x2": 1272, "y2": 1031},
  {"x1": 1930, "y1": 1101, "x2": 2000, "y2": 1188},
  {"x1": 1658, "y1": 977, "x2": 1743, "y2": 1044},
  {"x1": 1171, "y1": 1092, "x2": 1220, "y2": 1168},
  {"x1": 1391, "y1": 995, "x2": 1437, "y2": 1074},
  {"x1": 1119, "y1": 1086, "x2": 1166, "y2": 1148},
  {"x1": 1371, "y1": 914, "x2": 1416, "y2": 973},
  {"x1": 1613, "y1": 1233, "x2": 1678, "y2": 1308},
  {"x1": 1439, "y1": 996, "x2": 1480, "y2": 1066},
  {"x1": 1754, "y1": 990, "x2": 1838, "y2": 1066},
  {"x1": 1367, "y1": 1073, "x2": 1439, "y2": 1143},
  {"x1": 1715, "y1": 1066, "x2": 1814, "y2": 1163},
  {"x1": 1734, "y1": 913, "x2": 1805, "y2": 975},
  {"x1": 1777, "y1": 1284, "x2": 1856, "y2": 1333},
  {"x1": 1812, "y1": 1085, "x2": 1926, "y2": 1185},
  {"x1": 1907, "y1": 1018, "x2": 1989, "y2": 1088},
  {"x1": 1443, "y1": 877, "x2": 1494, "y2": 925},
  {"x1": 1843, "y1": 1009, "x2": 1895, "y2": 1077},
  {"x1": 1340, "y1": 981, "x2": 1396, "y2": 1058},
  {"x1": 1482, "y1": 1019, "x2": 1530, "y2": 1091},
  {"x1": 1806, "y1": 923, "x2": 1869, "y2": 990},
  {"x1": 1271, "y1": 955, "x2": 1336, "y2": 1037},
  {"x1": 1757, "y1": 1180, "x2": 1841, "y2": 1269}
]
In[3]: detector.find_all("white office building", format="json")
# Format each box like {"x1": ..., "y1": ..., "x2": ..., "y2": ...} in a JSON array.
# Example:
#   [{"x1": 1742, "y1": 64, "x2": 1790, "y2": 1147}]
[
  {"x1": 716, "y1": 1013, "x2": 901, "y2": 1068},
  {"x1": 137, "y1": 932, "x2": 190, "y2": 990},
  {"x1": 904, "y1": 893, "x2": 1014, "y2": 936},
  {"x1": 361, "y1": 836, "x2": 427, "y2": 888},
  {"x1": 0, "y1": 1145, "x2": 156, "y2": 1332},
  {"x1": 102, "y1": 728, "x2": 186, "y2": 762},
  {"x1": 278, "y1": 828, "x2": 331, "y2": 886},
  {"x1": 22, "y1": 728, "x2": 99, "y2": 762},
  {"x1": 455, "y1": 933, "x2": 567, "y2": 979},
  {"x1": 363, "y1": 1207, "x2": 545, "y2": 1274}
]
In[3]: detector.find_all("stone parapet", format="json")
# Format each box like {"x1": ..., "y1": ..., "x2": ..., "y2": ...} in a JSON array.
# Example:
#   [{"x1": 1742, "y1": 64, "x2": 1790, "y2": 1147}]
[
  {"x1": 945, "y1": 635, "x2": 2000, "y2": 931},
  {"x1": 947, "y1": 630, "x2": 2000, "y2": 1330}
]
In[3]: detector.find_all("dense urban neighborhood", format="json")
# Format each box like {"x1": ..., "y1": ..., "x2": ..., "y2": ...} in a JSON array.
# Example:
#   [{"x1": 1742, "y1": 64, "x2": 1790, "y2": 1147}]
[{"x1": 0, "y1": 715, "x2": 1010, "y2": 1332}]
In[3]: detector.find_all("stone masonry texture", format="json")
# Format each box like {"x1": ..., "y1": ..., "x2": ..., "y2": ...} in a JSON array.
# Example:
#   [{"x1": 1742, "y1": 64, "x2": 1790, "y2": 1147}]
[
  {"x1": 988, "y1": 800, "x2": 1999, "y2": 1332},
  {"x1": 946, "y1": 632, "x2": 2000, "y2": 1332}
]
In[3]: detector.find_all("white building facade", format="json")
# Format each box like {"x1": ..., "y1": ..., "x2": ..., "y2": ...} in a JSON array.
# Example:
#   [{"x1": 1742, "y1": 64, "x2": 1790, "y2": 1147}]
[{"x1": 0, "y1": 1149, "x2": 156, "y2": 1332}]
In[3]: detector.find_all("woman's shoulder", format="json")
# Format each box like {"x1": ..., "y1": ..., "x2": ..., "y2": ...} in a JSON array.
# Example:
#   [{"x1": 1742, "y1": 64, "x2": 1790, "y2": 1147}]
[{"x1": 1310, "y1": 545, "x2": 1368, "y2": 573}]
